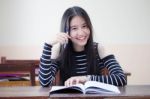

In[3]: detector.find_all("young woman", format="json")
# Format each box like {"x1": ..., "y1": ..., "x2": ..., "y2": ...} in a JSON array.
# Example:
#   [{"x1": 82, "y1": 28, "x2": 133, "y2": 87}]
[{"x1": 39, "y1": 6, "x2": 127, "y2": 87}]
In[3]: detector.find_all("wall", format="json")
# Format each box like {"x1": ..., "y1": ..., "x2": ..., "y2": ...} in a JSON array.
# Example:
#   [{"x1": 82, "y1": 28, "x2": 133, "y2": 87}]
[{"x1": 0, "y1": 0, "x2": 150, "y2": 85}]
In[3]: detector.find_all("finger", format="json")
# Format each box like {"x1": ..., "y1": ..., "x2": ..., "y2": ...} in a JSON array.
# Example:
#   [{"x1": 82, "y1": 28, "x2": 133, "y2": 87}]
[
  {"x1": 64, "y1": 34, "x2": 71, "y2": 43},
  {"x1": 58, "y1": 34, "x2": 69, "y2": 44},
  {"x1": 65, "y1": 77, "x2": 73, "y2": 87},
  {"x1": 68, "y1": 79, "x2": 72, "y2": 87},
  {"x1": 61, "y1": 33, "x2": 71, "y2": 41},
  {"x1": 64, "y1": 81, "x2": 67, "y2": 86},
  {"x1": 65, "y1": 33, "x2": 71, "y2": 39},
  {"x1": 57, "y1": 37, "x2": 66, "y2": 45},
  {"x1": 72, "y1": 78, "x2": 78, "y2": 85},
  {"x1": 65, "y1": 80, "x2": 69, "y2": 87},
  {"x1": 76, "y1": 79, "x2": 79, "y2": 84},
  {"x1": 59, "y1": 34, "x2": 69, "y2": 44}
]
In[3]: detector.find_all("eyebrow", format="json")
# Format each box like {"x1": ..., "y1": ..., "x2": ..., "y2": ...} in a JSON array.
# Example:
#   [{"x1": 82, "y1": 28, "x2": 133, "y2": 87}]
[
  {"x1": 82, "y1": 23, "x2": 87, "y2": 25},
  {"x1": 70, "y1": 22, "x2": 87, "y2": 28},
  {"x1": 70, "y1": 26, "x2": 77, "y2": 28}
]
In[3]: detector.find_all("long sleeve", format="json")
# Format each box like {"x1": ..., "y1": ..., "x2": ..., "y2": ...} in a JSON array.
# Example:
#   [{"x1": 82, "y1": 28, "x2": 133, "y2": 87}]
[
  {"x1": 39, "y1": 43, "x2": 59, "y2": 87},
  {"x1": 90, "y1": 55, "x2": 127, "y2": 86}
]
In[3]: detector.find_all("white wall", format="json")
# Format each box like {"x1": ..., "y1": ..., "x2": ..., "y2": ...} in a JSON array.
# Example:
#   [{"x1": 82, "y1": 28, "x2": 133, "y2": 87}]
[{"x1": 0, "y1": 0, "x2": 150, "y2": 85}]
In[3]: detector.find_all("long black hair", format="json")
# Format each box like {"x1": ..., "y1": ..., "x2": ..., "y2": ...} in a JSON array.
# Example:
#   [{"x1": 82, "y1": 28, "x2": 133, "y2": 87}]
[{"x1": 57, "y1": 6, "x2": 98, "y2": 85}]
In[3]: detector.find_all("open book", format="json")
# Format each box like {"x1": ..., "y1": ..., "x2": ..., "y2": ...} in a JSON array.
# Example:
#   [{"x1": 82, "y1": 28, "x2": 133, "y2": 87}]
[{"x1": 50, "y1": 81, "x2": 120, "y2": 94}]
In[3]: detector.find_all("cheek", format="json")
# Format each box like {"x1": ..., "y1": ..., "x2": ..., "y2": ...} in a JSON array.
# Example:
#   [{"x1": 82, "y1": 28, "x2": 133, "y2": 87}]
[
  {"x1": 70, "y1": 32, "x2": 76, "y2": 38},
  {"x1": 86, "y1": 29, "x2": 90, "y2": 35},
  {"x1": 70, "y1": 34, "x2": 77, "y2": 42}
]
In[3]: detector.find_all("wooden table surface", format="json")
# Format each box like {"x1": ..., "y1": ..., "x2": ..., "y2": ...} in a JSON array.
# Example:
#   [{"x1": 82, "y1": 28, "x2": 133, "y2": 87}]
[
  {"x1": 0, "y1": 86, "x2": 50, "y2": 99},
  {"x1": 0, "y1": 85, "x2": 150, "y2": 99}
]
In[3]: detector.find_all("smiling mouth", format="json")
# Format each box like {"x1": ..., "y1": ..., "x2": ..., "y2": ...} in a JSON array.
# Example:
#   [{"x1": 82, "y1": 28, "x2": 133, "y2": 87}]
[{"x1": 76, "y1": 37, "x2": 87, "y2": 41}]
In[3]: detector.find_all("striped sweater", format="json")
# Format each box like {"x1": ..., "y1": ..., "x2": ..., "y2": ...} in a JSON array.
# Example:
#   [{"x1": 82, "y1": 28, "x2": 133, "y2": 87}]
[{"x1": 39, "y1": 43, "x2": 127, "y2": 87}]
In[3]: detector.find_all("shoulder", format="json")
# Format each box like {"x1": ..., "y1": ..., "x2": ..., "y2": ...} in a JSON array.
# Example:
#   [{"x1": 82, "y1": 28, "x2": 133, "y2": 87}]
[{"x1": 96, "y1": 43, "x2": 111, "y2": 59}]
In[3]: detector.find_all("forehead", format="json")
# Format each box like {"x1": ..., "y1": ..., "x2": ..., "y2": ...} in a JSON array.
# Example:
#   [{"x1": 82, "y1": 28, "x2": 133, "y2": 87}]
[{"x1": 70, "y1": 16, "x2": 86, "y2": 27}]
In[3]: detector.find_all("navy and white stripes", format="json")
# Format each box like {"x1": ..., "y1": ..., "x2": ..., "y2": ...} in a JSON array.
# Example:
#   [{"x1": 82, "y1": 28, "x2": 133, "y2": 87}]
[
  {"x1": 39, "y1": 43, "x2": 127, "y2": 87},
  {"x1": 39, "y1": 43, "x2": 59, "y2": 87},
  {"x1": 90, "y1": 55, "x2": 126, "y2": 86}
]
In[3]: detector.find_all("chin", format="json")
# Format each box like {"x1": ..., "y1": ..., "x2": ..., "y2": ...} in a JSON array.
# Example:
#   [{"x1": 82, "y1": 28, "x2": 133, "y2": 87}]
[{"x1": 77, "y1": 41, "x2": 87, "y2": 46}]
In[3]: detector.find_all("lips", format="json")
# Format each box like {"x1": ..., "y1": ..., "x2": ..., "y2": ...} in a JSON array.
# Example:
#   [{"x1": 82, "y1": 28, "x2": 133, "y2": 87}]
[{"x1": 76, "y1": 36, "x2": 87, "y2": 41}]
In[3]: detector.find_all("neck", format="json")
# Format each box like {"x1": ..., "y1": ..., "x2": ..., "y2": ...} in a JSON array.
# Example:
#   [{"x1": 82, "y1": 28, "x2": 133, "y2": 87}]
[{"x1": 73, "y1": 45, "x2": 84, "y2": 52}]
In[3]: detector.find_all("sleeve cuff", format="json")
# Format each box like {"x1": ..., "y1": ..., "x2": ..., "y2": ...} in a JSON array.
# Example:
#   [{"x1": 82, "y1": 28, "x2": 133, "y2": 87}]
[{"x1": 45, "y1": 43, "x2": 52, "y2": 48}]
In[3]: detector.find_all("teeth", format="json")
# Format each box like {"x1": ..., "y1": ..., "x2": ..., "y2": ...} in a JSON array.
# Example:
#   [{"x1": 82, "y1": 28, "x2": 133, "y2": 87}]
[{"x1": 77, "y1": 37, "x2": 85, "y2": 40}]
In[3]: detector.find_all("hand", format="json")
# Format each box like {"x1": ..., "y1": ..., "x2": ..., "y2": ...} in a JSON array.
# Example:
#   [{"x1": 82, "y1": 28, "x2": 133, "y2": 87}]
[
  {"x1": 64, "y1": 76, "x2": 87, "y2": 87},
  {"x1": 47, "y1": 32, "x2": 71, "y2": 46}
]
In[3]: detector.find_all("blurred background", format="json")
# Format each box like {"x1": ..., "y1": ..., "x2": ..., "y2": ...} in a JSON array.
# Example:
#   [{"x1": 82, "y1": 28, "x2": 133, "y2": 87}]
[{"x1": 0, "y1": 0, "x2": 150, "y2": 85}]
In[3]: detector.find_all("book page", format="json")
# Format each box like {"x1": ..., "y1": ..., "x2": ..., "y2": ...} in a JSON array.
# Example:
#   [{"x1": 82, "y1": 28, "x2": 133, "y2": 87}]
[
  {"x1": 84, "y1": 81, "x2": 120, "y2": 94},
  {"x1": 50, "y1": 84, "x2": 85, "y2": 94},
  {"x1": 50, "y1": 86, "x2": 66, "y2": 92},
  {"x1": 72, "y1": 83, "x2": 85, "y2": 93}
]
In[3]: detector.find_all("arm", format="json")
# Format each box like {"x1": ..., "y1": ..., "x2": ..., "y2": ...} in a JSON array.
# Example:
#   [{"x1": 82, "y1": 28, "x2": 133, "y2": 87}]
[
  {"x1": 39, "y1": 33, "x2": 70, "y2": 87},
  {"x1": 89, "y1": 44, "x2": 127, "y2": 86},
  {"x1": 39, "y1": 43, "x2": 59, "y2": 87}
]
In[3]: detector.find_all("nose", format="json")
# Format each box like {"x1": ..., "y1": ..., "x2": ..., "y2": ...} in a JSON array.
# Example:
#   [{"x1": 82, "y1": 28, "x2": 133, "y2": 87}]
[{"x1": 77, "y1": 28, "x2": 85, "y2": 36}]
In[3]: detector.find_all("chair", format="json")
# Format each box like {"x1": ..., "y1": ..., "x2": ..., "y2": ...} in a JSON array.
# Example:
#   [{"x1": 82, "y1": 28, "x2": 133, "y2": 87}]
[
  {"x1": 1, "y1": 56, "x2": 39, "y2": 65},
  {"x1": 0, "y1": 56, "x2": 39, "y2": 86},
  {"x1": 0, "y1": 56, "x2": 60, "y2": 86}
]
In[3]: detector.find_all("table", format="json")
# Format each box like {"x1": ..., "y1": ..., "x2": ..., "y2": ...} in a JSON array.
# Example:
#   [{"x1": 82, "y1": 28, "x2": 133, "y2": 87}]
[
  {"x1": 0, "y1": 85, "x2": 150, "y2": 99},
  {"x1": 50, "y1": 85, "x2": 150, "y2": 99},
  {"x1": 0, "y1": 86, "x2": 50, "y2": 99}
]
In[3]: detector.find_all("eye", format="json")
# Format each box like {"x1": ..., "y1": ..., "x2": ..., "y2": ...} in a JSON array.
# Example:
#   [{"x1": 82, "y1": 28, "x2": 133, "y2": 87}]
[
  {"x1": 71, "y1": 27, "x2": 77, "y2": 31},
  {"x1": 82, "y1": 24, "x2": 88, "y2": 28}
]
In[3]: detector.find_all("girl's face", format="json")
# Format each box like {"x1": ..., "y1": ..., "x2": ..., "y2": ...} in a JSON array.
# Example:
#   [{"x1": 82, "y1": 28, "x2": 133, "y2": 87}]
[{"x1": 69, "y1": 16, "x2": 90, "y2": 51}]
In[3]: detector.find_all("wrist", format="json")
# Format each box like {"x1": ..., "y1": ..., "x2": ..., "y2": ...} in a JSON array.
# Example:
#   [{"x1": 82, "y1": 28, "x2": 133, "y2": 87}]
[
  {"x1": 45, "y1": 39, "x2": 58, "y2": 46},
  {"x1": 45, "y1": 42, "x2": 52, "y2": 48}
]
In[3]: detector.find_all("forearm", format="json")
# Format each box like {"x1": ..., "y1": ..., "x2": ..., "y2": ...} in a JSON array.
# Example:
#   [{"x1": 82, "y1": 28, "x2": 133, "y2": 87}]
[
  {"x1": 89, "y1": 55, "x2": 127, "y2": 86},
  {"x1": 39, "y1": 43, "x2": 59, "y2": 87},
  {"x1": 89, "y1": 74, "x2": 126, "y2": 86}
]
